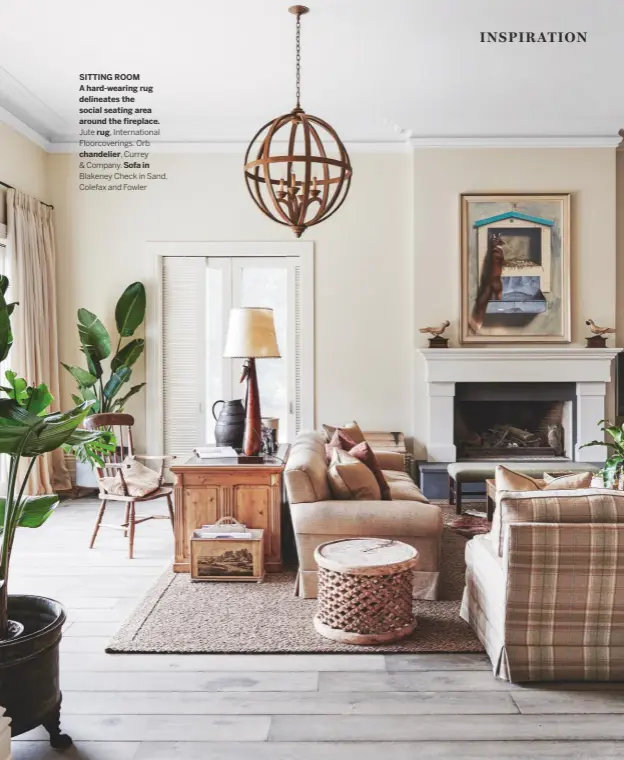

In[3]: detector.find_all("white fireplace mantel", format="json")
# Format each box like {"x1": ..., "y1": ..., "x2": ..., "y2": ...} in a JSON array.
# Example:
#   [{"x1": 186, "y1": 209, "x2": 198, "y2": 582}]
[{"x1": 417, "y1": 347, "x2": 622, "y2": 463}]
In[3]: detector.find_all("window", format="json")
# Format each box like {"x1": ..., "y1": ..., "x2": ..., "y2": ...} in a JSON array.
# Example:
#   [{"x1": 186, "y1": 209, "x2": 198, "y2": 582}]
[{"x1": 157, "y1": 245, "x2": 314, "y2": 458}]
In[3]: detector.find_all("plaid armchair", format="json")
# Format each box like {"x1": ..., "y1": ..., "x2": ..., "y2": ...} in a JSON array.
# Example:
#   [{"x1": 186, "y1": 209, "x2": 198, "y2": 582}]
[{"x1": 461, "y1": 488, "x2": 624, "y2": 682}]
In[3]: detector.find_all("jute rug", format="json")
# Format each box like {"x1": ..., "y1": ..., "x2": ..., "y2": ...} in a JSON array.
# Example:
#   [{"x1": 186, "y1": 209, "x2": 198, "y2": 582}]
[{"x1": 107, "y1": 503, "x2": 487, "y2": 653}]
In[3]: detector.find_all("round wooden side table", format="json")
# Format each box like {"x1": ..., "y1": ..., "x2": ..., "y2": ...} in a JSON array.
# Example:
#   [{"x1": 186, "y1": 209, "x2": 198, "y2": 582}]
[{"x1": 313, "y1": 538, "x2": 419, "y2": 645}]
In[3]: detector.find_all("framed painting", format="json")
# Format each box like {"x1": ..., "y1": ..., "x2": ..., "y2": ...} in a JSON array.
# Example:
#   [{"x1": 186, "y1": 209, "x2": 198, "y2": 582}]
[{"x1": 460, "y1": 193, "x2": 571, "y2": 343}]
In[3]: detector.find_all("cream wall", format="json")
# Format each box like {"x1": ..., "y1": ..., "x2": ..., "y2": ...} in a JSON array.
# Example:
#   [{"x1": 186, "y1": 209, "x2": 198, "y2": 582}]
[
  {"x1": 4, "y1": 131, "x2": 616, "y2": 458},
  {"x1": 413, "y1": 148, "x2": 617, "y2": 458},
  {"x1": 47, "y1": 151, "x2": 414, "y2": 450},
  {"x1": 0, "y1": 124, "x2": 49, "y2": 223}
]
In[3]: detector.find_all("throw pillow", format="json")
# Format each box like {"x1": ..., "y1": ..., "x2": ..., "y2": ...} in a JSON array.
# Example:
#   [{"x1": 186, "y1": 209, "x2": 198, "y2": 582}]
[
  {"x1": 541, "y1": 471, "x2": 594, "y2": 490},
  {"x1": 495, "y1": 465, "x2": 541, "y2": 492},
  {"x1": 348, "y1": 441, "x2": 391, "y2": 500},
  {"x1": 324, "y1": 428, "x2": 358, "y2": 462},
  {"x1": 322, "y1": 421, "x2": 365, "y2": 445},
  {"x1": 327, "y1": 449, "x2": 382, "y2": 500},
  {"x1": 99, "y1": 457, "x2": 161, "y2": 498}
]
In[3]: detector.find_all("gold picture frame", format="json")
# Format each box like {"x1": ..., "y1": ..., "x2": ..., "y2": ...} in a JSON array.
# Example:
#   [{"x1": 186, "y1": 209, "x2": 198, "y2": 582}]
[{"x1": 460, "y1": 193, "x2": 571, "y2": 344}]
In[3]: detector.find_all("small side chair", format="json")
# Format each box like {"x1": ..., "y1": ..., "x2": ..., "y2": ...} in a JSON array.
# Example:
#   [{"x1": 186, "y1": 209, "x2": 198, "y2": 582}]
[{"x1": 85, "y1": 413, "x2": 175, "y2": 559}]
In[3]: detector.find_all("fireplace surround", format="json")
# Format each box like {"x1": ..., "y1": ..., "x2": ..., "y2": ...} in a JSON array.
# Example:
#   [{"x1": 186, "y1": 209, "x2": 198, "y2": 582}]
[{"x1": 418, "y1": 348, "x2": 621, "y2": 465}]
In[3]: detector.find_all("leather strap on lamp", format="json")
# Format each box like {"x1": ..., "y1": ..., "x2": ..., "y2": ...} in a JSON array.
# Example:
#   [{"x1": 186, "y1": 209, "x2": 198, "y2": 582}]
[{"x1": 223, "y1": 308, "x2": 281, "y2": 456}]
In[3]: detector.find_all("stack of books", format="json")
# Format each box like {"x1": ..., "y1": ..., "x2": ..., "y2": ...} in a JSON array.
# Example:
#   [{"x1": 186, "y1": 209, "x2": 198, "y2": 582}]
[
  {"x1": 193, "y1": 446, "x2": 238, "y2": 459},
  {"x1": 194, "y1": 522, "x2": 252, "y2": 539}
]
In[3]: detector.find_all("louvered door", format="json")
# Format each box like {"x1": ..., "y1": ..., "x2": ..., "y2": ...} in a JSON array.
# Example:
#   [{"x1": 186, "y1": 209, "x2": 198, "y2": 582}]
[
  {"x1": 162, "y1": 256, "x2": 206, "y2": 457},
  {"x1": 161, "y1": 254, "x2": 312, "y2": 455}
]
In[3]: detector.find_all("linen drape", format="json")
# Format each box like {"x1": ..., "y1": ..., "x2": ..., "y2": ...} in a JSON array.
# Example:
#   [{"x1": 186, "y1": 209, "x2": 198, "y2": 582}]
[{"x1": 7, "y1": 188, "x2": 71, "y2": 494}]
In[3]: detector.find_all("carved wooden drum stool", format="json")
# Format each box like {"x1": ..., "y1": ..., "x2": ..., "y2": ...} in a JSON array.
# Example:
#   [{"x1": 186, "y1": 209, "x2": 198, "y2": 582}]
[{"x1": 313, "y1": 538, "x2": 419, "y2": 645}]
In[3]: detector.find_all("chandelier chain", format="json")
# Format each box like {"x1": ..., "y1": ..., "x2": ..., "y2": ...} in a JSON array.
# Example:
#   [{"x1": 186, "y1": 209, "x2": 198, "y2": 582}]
[{"x1": 295, "y1": 12, "x2": 301, "y2": 109}]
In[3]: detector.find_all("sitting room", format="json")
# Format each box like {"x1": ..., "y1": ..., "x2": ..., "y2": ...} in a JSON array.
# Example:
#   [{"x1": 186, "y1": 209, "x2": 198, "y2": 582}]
[{"x1": 1, "y1": 1, "x2": 624, "y2": 758}]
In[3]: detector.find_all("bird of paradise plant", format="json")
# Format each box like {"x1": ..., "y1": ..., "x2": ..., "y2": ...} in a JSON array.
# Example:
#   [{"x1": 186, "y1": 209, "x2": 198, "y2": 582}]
[{"x1": 0, "y1": 276, "x2": 103, "y2": 638}]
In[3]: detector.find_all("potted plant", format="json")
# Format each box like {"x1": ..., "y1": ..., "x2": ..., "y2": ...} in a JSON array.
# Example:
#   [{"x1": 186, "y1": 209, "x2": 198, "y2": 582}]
[
  {"x1": 581, "y1": 419, "x2": 624, "y2": 489},
  {"x1": 0, "y1": 276, "x2": 103, "y2": 748},
  {"x1": 62, "y1": 282, "x2": 146, "y2": 484}
]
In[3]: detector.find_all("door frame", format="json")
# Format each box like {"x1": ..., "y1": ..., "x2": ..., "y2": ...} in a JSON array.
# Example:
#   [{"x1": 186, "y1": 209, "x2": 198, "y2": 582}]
[{"x1": 146, "y1": 241, "x2": 315, "y2": 455}]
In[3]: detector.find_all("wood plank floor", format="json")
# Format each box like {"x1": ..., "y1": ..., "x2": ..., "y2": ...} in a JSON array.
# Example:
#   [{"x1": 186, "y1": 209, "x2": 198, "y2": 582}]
[{"x1": 9, "y1": 498, "x2": 624, "y2": 759}]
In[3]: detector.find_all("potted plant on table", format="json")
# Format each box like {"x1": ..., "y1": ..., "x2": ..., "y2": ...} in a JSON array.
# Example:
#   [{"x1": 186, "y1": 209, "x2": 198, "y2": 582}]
[
  {"x1": 62, "y1": 282, "x2": 146, "y2": 482},
  {"x1": 581, "y1": 420, "x2": 624, "y2": 489},
  {"x1": 0, "y1": 276, "x2": 104, "y2": 748}
]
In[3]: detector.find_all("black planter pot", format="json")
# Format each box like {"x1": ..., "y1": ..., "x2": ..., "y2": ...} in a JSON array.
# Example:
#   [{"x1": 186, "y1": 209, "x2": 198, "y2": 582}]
[{"x1": 0, "y1": 595, "x2": 72, "y2": 749}]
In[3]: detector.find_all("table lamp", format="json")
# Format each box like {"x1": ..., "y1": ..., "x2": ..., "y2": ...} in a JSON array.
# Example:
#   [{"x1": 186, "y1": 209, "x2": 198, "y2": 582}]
[{"x1": 223, "y1": 308, "x2": 281, "y2": 457}]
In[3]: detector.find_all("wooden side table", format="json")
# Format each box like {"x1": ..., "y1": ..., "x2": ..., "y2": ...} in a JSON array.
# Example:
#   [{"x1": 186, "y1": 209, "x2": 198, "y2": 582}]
[{"x1": 170, "y1": 445, "x2": 289, "y2": 574}]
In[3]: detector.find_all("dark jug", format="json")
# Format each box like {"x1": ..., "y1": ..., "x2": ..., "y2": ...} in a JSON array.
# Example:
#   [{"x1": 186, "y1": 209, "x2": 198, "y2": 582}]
[{"x1": 212, "y1": 399, "x2": 245, "y2": 449}]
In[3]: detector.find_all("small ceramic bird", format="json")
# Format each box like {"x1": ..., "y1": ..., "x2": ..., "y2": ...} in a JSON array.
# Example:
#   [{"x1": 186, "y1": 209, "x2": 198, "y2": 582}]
[
  {"x1": 419, "y1": 320, "x2": 450, "y2": 338},
  {"x1": 586, "y1": 319, "x2": 616, "y2": 337}
]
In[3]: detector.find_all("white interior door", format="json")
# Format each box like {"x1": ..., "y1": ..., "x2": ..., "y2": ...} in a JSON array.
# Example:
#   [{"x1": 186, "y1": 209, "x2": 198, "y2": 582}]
[{"x1": 162, "y1": 250, "x2": 312, "y2": 457}]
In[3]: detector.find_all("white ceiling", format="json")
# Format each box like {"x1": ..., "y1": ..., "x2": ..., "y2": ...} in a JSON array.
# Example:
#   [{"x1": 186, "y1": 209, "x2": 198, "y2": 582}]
[{"x1": 1, "y1": 0, "x2": 622, "y2": 148}]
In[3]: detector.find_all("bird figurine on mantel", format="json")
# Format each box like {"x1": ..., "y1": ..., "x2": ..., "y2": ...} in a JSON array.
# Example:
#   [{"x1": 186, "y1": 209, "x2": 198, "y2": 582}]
[
  {"x1": 420, "y1": 320, "x2": 450, "y2": 348},
  {"x1": 585, "y1": 319, "x2": 616, "y2": 348}
]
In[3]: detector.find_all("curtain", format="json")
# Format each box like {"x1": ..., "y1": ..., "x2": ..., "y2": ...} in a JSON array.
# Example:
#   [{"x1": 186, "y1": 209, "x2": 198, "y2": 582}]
[{"x1": 6, "y1": 189, "x2": 71, "y2": 494}]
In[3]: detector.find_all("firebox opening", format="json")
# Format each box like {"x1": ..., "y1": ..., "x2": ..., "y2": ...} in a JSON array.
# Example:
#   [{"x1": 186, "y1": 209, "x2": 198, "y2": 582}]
[{"x1": 454, "y1": 382, "x2": 576, "y2": 461}]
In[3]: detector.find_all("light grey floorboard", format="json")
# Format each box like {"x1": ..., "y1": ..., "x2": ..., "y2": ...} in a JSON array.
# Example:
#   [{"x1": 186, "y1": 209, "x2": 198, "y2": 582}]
[
  {"x1": 60, "y1": 653, "x2": 386, "y2": 672},
  {"x1": 11, "y1": 497, "x2": 624, "y2": 760},
  {"x1": 385, "y1": 653, "x2": 490, "y2": 671},
  {"x1": 60, "y1": 636, "x2": 112, "y2": 653},
  {"x1": 133, "y1": 741, "x2": 624, "y2": 760},
  {"x1": 11, "y1": 742, "x2": 139, "y2": 760},
  {"x1": 61, "y1": 670, "x2": 319, "y2": 692},
  {"x1": 268, "y1": 714, "x2": 624, "y2": 742},
  {"x1": 62, "y1": 622, "x2": 122, "y2": 636},
  {"x1": 512, "y1": 689, "x2": 624, "y2": 713},
  {"x1": 16, "y1": 715, "x2": 271, "y2": 743},
  {"x1": 60, "y1": 689, "x2": 519, "y2": 715},
  {"x1": 320, "y1": 670, "x2": 516, "y2": 692}
]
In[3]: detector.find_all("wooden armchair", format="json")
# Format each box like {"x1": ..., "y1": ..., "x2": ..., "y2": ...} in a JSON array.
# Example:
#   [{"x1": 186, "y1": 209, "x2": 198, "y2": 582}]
[{"x1": 84, "y1": 413, "x2": 176, "y2": 559}]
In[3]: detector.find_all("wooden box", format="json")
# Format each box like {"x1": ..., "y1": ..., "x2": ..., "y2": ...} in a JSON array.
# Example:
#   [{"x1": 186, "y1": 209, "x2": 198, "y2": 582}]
[{"x1": 190, "y1": 529, "x2": 265, "y2": 582}]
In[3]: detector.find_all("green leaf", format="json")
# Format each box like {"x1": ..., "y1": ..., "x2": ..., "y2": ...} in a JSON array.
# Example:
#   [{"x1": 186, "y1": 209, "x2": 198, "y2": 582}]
[
  {"x1": 62, "y1": 362, "x2": 98, "y2": 388},
  {"x1": 81, "y1": 347, "x2": 103, "y2": 380},
  {"x1": 26, "y1": 384, "x2": 54, "y2": 416},
  {"x1": 64, "y1": 427, "x2": 108, "y2": 447},
  {"x1": 71, "y1": 394, "x2": 83, "y2": 406},
  {"x1": 111, "y1": 339, "x2": 144, "y2": 373},
  {"x1": 0, "y1": 399, "x2": 99, "y2": 457},
  {"x1": 580, "y1": 440, "x2": 616, "y2": 450},
  {"x1": 115, "y1": 282, "x2": 146, "y2": 338},
  {"x1": 103, "y1": 366, "x2": 131, "y2": 402},
  {"x1": 111, "y1": 382, "x2": 146, "y2": 411},
  {"x1": 4, "y1": 371, "x2": 28, "y2": 404},
  {"x1": 0, "y1": 276, "x2": 8, "y2": 296},
  {"x1": 0, "y1": 288, "x2": 12, "y2": 363},
  {"x1": 23, "y1": 401, "x2": 99, "y2": 456},
  {"x1": 77, "y1": 308, "x2": 111, "y2": 361},
  {"x1": 0, "y1": 495, "x2": 59, "y2": 532}
]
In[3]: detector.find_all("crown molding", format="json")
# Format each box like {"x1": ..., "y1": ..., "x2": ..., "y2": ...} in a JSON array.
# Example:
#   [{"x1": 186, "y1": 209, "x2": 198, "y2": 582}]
[
  {"x1": 46, "y1": 139, "x2": 411, "y2": 154},
  {"x1": 2, "y1": 107, "x2": 621, "y2": 154},
  {"x1": 409, "y1": 135, "x2": 621, "y2": 148},
  {"x1": 0, "y1": 105, "x2": 51, "y2": 151}
]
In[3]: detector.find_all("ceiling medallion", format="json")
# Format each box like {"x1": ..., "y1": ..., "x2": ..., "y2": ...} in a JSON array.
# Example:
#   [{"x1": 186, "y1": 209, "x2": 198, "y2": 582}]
[{"x1": 243, "y1": 5, "x2": 352, "y2": 237}]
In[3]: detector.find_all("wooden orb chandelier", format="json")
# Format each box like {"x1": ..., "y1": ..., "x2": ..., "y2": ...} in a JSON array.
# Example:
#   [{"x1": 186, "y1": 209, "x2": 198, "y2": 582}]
[{"x1": 244, "y1": 5, "x2": 352, "y2": 238}]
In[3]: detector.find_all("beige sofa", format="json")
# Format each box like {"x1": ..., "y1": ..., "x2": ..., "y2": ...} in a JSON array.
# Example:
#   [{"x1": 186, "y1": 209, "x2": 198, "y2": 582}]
[
  {"x1": 284, "y1": 431, "x2": 443, "y2": 599},
  {"x1": 461, "y1": 487, "x2": 624, "y2": 682}
]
